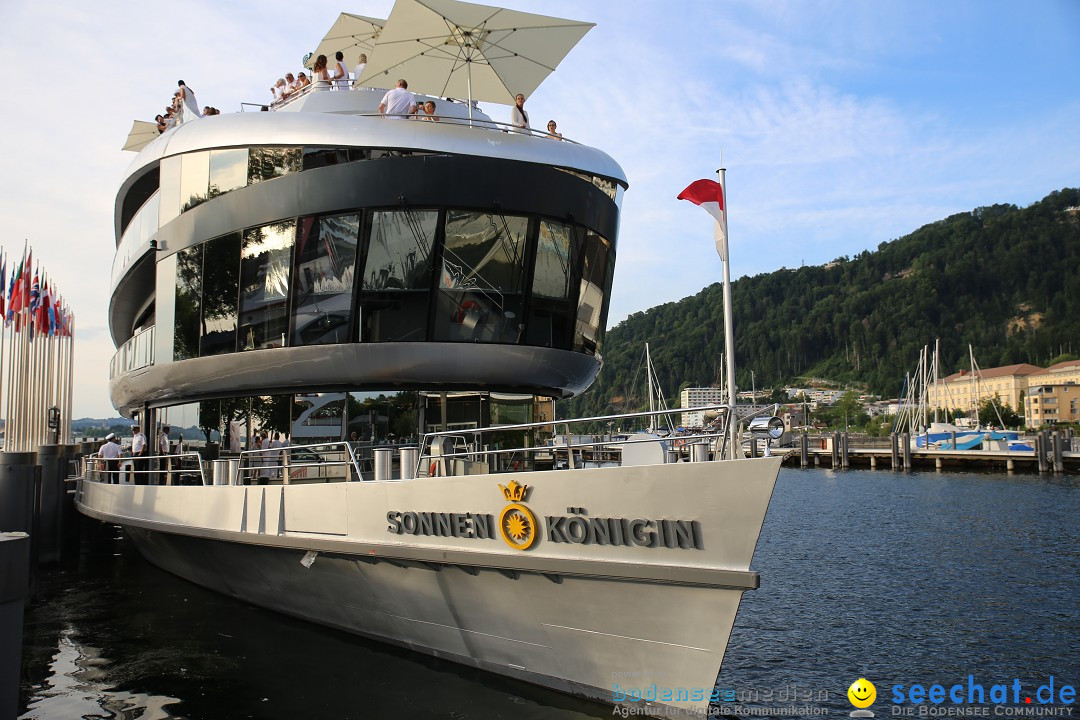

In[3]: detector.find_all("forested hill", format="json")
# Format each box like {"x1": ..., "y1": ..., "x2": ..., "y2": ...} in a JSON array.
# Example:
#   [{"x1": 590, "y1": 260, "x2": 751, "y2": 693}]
[{"x1": 566, "y1": 188, "x2": 1080, "y2": 418}]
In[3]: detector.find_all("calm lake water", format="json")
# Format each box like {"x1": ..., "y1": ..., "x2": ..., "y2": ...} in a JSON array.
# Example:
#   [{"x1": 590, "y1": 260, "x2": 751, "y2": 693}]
[{"x1": 18, "y1": 468, "x2": 1079, "y2": 719}]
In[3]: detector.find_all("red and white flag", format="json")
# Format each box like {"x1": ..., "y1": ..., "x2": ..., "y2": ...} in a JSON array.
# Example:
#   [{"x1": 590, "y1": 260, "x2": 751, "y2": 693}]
[{"x1": 677, "y1": 179, "x2": 727, "y2": 260}]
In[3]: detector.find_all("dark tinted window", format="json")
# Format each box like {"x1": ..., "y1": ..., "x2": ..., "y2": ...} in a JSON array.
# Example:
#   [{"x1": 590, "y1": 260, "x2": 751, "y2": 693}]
[
  {"x1": 248, "y1": 147, "x2": 302, "y2": 184},
  {"x1": 434, "y1": 211, "x2": 528, "y2": 344},
  {"x1": 200, "y1": 233, "x2": 241, "y2": 356},
  {"x1": 526, "y1": 220, "x2": 576, "y2": 348},
  {"x1": 291, "y1": 215, "x2": 359, "y2": 346},
  {"x1": 173, "y1": 245, "x2": 202, "y2": 361},
  {"x1": 359, "y1": 210, "x2": 437, "y2": 342},
  {"x1": 239, "y1": 221, "x2": 295, "y2": 351},
  {"x1": 574, "y1": 231, "x2": 613, "y2": 355}
]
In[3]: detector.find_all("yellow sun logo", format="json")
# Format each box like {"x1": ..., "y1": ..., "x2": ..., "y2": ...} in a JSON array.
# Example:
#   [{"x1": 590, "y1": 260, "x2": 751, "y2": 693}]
[{"x1": 497, "y1": 480, "x2": 539, "y2": 551}]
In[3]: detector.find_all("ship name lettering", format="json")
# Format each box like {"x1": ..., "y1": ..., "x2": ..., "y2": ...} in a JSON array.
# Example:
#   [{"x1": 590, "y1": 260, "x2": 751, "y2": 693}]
[
  {"x1": 386, "y1": 511, "x2": 494, "y2": 539},
  {"x1": 545, "y1": 514, "x2": 702, "y2": 549}
]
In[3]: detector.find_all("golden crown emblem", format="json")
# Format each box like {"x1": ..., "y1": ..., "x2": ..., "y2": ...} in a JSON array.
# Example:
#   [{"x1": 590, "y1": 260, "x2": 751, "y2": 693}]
[{"x1": 499, "y1": 480, "x2": 529, "y2": 502}]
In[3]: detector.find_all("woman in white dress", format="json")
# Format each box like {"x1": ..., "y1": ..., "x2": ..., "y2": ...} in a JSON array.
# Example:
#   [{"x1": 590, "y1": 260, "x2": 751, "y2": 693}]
[
  {"x1": 511, "y1": 93, "x2": 529, "y2": 133},
  {"x1": 312, "y1": 55, "x2": 331, "y2": 91}
]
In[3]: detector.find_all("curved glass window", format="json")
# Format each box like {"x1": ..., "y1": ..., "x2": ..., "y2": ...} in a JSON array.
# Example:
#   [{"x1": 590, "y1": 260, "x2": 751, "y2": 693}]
[
  {"x1": 209, "y1": 148, "x2": 249, "y2": 197},
  {"x1": 239, "y1": 221, "x2": 295, "y2": 350},
  {"x1": 434, "y1": 211, "x2": 528, "y2": 344},
  {"x1": 526, "y1": 220, "x2": 576, "y2": 348},
  {"x1": 200, "y1": 233, "x2": 241, "y2": 356},
  {"x1": 249, "y1": 147, "x2": 302, "y2": 184},
  {"x1": 180, "y1": 151, "x2": 211, "y2": 211},
  {"x1": 173, "y1": 245, "x2": 202, "y2": 361},
  {"x1": 574, "y1": 231, "x2": 613, "y2": 355},
  {"x1": 291, "y1": 215, "x2": 358, "y2": 346},
  {"x1": 359, "y1": 210, "x2": 437, "y2": 342}
]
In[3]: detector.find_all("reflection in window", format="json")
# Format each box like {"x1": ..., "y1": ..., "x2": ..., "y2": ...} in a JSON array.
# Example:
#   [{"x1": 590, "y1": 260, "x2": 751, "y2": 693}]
[
  {"x1": 239, "y1": 221, "x2": 295, "y2": 351},
  {"x1": 574, "y1": 231, "x2": 613, "y2": 355},
  {"x1": 200, "y1": 233, "x2": 241, "y2": 356},
  {"x1": 174, "y1": 245, "x2": 202, "y2": 361},
  {"x1": 180, "y1": 151, "x2": 210, "y2": 211},
  {"x1": 248, "y1": 147, "x2": 302, "y2": 184},
  {"x1": 292, "y1": 393, "x2": 346, "y2": 445},
  {"x1": 209, "y1": 148, "x2": 249, "y2": 197},
  {"x1": 158, "y1": 155, "x2": 182, "y2": 226},
  {"x1": 291, "y1": 215, "x2": 358, "y2": 346},
  {"x1": 359, "y1": 210, "x2": 437, "y2": 342},
  {"x1": 526, "y1": 220, "x2": 576, "y2": 349},
  {"x1": 435, "y1": 211, "x2": 527, "y2": 344}
]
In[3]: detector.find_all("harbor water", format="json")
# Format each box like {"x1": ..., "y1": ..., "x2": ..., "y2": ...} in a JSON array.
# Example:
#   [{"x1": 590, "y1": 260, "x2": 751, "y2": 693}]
[{"x1": 18, "y1": 468, "x2": 1079, "y2": 719}]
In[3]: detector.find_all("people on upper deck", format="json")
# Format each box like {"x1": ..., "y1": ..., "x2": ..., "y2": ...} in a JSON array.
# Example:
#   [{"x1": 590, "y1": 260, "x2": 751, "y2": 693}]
[
  {"x1": 511, "y1": 93, "x2": 529, "y2": 133},
  {"x1": 155, "y1": 114, "x2": 168, "y2": 133},
  {"x1": 284, "y1": 73, "x2": 297, "y2": 97},
  {"x1": 546, "y1": 119, "x2": 563, "y2": 140},
  {"x1": 177, "y1": 80, "x2": 202, "y2": 123},
  {"x1": 352, "y1": 54, "x2": 367, "y2": 88},
  {"x1": 296, "y1": 72, "x2": 310, "y2": 90},
  {"x1": 332, "y1": 51, "x2": 349, "y2": 90},
  {"x1": 271, "y1": 77, "x2": 287, "y2": 104},
  {"x1": 421, "y1": 100, "x2": 440, "y2": 122},
  {"x1": 312, "y1": 55, "x2": 331, "y2": 90},
  {"x1": 379, "y1": 79, "x2": 416, "y2": 118}
]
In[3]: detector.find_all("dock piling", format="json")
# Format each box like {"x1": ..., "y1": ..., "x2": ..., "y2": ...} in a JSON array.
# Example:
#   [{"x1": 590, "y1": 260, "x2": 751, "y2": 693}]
[
  {"x1": 0, "y1": 532, "x2": 29, "y2": 720},
  {"x1": 831, "y1": 432, "x2": 840, "y2": 469},
  {"x1": 841, "y1": 433, "x2": 850, "y2": 469},
  {"x1": 800, "y1": 433, "x2": 808, "y2": 467},
  {"x1": 890, "y1": 433, "x2": 899, "y2": 470},
  {"x1": 1052, "y1": 432, "x2": 1064, "y2": 474},
  {"x1": 901, "y1": 433, "x2": 911, "y2": 471}
]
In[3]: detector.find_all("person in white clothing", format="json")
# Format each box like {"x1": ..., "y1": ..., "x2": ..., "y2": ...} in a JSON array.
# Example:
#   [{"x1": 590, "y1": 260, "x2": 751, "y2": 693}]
[
  {"x1": 98, "y1": 434, "x2": 122, "y2": 484},
  {"x1": 131, "y1": 425, "x2": 148, "y2": 484},
  {"x1": 510, "y1": 93, "x2": 529, "y2": 133},
  {"x1": 177, "y1": 80, "x2": 202, "y2": 123},
  {"x1": 379, "y1": 79, "x2": 416, "y2": 118},
  {"x1": 352, "y1": 54, "x2": 367, "y2": 88},
  {"x1": 332, "y1": 51, "x2": 349, "y2": 90},
  {"x1": 271, "y1": 78, "x2": 286, "y2": 104}
]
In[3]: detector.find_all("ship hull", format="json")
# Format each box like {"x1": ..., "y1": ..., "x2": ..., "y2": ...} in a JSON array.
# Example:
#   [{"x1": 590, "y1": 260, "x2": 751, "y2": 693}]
[{"x1": 78, "y1": 457, "x2": 781, "y2": 714}]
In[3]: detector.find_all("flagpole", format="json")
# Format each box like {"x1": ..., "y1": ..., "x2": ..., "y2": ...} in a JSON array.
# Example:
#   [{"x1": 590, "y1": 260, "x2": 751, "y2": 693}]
[{"x1": 716, "y1": 167, "x2": 737, "y2": 458}]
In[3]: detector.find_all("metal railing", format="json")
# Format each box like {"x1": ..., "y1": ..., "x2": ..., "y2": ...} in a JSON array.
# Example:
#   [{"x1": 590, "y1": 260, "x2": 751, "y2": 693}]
[
  {"x1": 241, "y1": 81, "x2": 580, "y2": 143},
  {"x1": 237, "y1": 441, "x2": 362, "y2": 485},
  {"x1": 83, "y1": 452, "x2": 206, "y2": 486},
  {"x1": 417, "y1": 404, "x2": 739, "y2": 477},
  {"x1": 109, "y1": 325, "x2": 155, "y2": 379}
]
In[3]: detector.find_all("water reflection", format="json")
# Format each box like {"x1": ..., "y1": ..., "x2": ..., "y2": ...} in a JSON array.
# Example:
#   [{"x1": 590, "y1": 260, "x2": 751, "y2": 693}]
[{"x1": 21, "y1": 629, "x2": 180, "y2": 720}]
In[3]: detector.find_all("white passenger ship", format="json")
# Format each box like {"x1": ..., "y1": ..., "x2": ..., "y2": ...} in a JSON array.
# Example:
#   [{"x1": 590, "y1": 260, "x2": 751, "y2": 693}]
[{"x1": 79, "y1": 3, "x2": 783, "y2": 714}]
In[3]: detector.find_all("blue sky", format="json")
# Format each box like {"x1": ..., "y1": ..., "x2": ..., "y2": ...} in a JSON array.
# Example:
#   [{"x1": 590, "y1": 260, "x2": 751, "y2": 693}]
[{"x1": 0, "y1": 0, "x2": 1076, "y2": 417}]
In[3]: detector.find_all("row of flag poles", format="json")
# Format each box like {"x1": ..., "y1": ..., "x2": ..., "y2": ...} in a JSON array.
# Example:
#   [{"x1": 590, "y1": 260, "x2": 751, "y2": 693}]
[{"x1": 0, "y1": 243, "x2": 76, "y2": 452}]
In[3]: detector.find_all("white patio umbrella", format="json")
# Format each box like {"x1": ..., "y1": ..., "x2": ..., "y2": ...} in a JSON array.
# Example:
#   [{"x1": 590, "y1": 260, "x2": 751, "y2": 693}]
[
  {"x1": 122, "y1": 120, "x2": 160, "y2": 152},
  {"x1": 306, "y1": 13, "x2": 385, "y2": 69},
  {"x1": 356, "y1": 0, "x2": 593, "y2": 114}
]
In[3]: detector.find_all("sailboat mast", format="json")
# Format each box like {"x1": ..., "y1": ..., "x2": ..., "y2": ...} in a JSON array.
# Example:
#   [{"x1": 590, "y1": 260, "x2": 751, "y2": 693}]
[
  {"x1": 969, "y1": 344, "x2": 977, "y2": 420},
  {"x1": 933, "y1": 338, "x2": 940, "y2": 423},
  {"x1": 646, "y1": 343, "x2": 656, "y2": 429}
]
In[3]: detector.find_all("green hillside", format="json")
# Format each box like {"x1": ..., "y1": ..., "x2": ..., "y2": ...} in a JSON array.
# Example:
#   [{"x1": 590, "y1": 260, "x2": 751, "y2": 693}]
[{"x1": 567, "y1": 188, "x2": 1080, "y2": 417}]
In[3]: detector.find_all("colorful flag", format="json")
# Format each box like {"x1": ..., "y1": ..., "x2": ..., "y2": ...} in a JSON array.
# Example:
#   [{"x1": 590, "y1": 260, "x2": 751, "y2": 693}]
[
  {"x1": 677, "y1": 179, "x2": 727, "y2": 260},
  {"x1": 8, "y1": 250, "x2": 24, "y2": 326}
]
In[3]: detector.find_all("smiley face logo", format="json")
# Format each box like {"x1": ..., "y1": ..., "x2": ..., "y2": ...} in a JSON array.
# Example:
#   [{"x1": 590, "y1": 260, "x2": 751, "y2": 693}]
[{"x1": 848, "y1": 678, "x2": 876, "y2": 709}]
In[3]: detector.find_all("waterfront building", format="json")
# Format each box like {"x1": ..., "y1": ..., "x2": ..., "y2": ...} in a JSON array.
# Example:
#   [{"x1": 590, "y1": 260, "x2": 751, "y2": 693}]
[
  {"x1": 1024, "y1": 384, "x2": 1080, "y2": 427},
  {"x1": 926, "y1": 363, "x2": 1043, "y2": 414},
  {"x1": 679, "y1": 386, "x2": 725, "y2": 427}
]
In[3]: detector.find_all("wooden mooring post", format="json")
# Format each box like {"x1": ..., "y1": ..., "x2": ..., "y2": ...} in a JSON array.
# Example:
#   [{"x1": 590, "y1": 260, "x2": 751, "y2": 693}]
[
  {"x1": 800, "y1": 433, "x2": 808, "y2": 467},
  {"x1": 1052, "y1": 431, "x2": 1064, "y2": 474},
  {"x1": 1036, "y1": 432, "x2": 1048, "y2": 474},
  {"x1": 901, "y1": 433, "x2": 911, "y2": 470},
  {"x1": 890, "y1": 433, "x2": 899, "y2": 470},
  {"x1": 831, "y1": 432, "x2": 840, "y2": 469}
]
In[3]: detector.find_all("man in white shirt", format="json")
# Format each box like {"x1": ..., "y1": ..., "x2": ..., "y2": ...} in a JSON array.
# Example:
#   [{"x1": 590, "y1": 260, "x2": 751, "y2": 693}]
[
  {"x1": 131, "y1": 425, "x2": 148, "y2": 485},
  {"x1": 379, "y1": 79, "x2": 416, "y2": 118},
  {"x1": 99, "y1": 434, "x2": 122, "y2": 484}
]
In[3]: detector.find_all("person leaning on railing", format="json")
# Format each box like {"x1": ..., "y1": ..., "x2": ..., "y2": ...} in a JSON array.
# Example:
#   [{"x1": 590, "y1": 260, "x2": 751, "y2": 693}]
[{"x1": 131, "y1": 425, "x2": 148, "y2": 485}]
